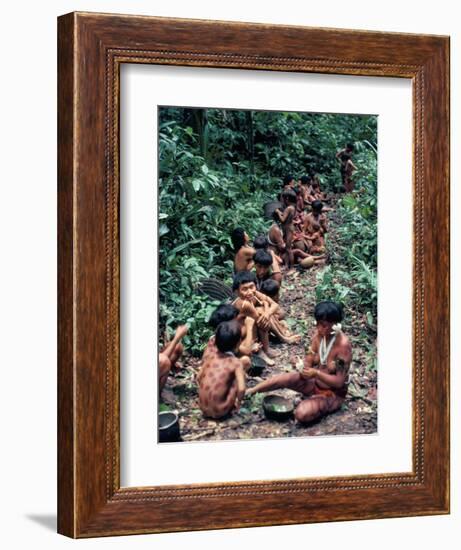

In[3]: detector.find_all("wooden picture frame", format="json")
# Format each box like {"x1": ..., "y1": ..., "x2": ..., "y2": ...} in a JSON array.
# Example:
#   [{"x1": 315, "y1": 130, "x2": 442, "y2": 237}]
[{"x1": 57, "y1": 12, "x2": 450, "y2": 538}]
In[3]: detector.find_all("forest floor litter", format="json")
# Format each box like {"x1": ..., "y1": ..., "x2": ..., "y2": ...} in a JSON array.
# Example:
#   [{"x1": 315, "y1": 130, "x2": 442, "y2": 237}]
[{"x1": 161, "y1": 198, "x2": 378, "y2": 443}]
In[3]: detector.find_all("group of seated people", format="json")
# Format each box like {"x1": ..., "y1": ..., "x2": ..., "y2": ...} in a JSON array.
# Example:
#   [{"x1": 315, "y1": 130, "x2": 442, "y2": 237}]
[
  {"x1": 273, "y1": 174, "x2": 331, "y2": 269},
  {"x1": 233, "y1": 172, "x2": 330, "y2": 280},
  {"x1": 196, "y1": 298, "x2": 352, "y2": 425},
  {"x1": 159, "y1": 170, "x2": 354, "y2": 427}
]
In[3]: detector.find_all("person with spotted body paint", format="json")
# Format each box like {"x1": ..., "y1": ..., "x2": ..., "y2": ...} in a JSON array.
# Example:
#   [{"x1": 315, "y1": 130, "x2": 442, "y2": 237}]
[{"x1": 198, "y1": 320, "x2": 247, "y2": 419}]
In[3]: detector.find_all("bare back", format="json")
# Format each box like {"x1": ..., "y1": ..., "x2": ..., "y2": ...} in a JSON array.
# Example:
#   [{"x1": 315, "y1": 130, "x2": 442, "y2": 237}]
[
  {"x1": 234, "y1": 245, "x2": 256, "y2": 272},
  {"x1": 198, "y1": 352, "x2": 242, "y2": 418}
]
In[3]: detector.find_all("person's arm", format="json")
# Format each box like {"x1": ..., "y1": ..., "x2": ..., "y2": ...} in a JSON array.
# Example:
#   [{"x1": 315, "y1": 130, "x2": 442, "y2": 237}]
[
  {"x1": 161, "y1": 325, "x2": 188, "y2": 359},
  {"x1": 256, "y1": 291, "x2": 279, "y2": 317},
  {"x1": 320, "y1": 215, "x2": 328, "y2": 234},
  {"x1": 239, "y1": 300, "x2": 259, "y2": 320},
  {"x1": 234, "y1": 364, "x2": 246, "y2": 410},
  {"x1": 269, "y1": 250, "x2": 282, "y2": 272},
  {"x1": 347, "y1": 160, "x2": 357, "y2": 173},
  {"x1": 276, "y1": 206, "x2": 294, "y2": 224},
  {"x1": 303, "y1": 351, "x2": 351, "y2": 387},
  {"x1": 313, "y1": 369, "x2": 347, "y2": 389},
  {"x1": 271, "y1": 228, "x2": 286, "y2": 251},
  {"x1": 239, "y1": 316, "x2": 256, "y2": 356},
  {"x1": 244, "y1": 246, "x2": 256, "y2": 259},
  {"x1": 254, "y1": 292, "x2": 278, "y2": 329}
]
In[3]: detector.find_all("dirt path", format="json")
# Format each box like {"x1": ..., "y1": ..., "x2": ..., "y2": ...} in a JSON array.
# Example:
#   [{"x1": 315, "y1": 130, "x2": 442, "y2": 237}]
[{"x1": 161, "y1": 200, "x2": 378, "y2": 442}]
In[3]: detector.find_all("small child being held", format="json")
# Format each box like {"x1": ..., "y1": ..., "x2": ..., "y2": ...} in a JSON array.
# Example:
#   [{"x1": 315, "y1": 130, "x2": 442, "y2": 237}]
[{"x1": 253, "y1": 235, "x2": 283, "y2": 286}]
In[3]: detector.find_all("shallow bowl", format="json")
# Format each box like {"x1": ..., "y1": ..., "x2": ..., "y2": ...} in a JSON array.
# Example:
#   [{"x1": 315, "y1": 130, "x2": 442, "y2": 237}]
[{"x1": 262, "y1": 394, "x2": 294, "y2": 421}]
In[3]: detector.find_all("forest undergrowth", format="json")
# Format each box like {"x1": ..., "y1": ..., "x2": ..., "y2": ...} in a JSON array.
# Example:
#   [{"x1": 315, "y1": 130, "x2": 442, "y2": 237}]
[{"x1": 158, "y1": 107, "x2": 378, "y2": 439}]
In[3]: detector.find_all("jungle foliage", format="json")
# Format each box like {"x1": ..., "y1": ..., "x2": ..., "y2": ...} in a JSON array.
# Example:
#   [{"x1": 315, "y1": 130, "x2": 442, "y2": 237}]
[{"x1": 158, "y1": 107, "x2": 377, "y2": 354}]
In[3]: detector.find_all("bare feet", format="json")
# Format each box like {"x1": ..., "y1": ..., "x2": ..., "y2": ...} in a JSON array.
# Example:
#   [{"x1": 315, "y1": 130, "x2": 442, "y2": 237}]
[
  {"x1": 285, "y1": 334, "x2": 301, "y2": 344},
  {"x1": 266, "y1": 348, "x2": 281, "y2": 358},
  {"x1": 258, "y1": 350, "x2": 275, "y2": 366}
]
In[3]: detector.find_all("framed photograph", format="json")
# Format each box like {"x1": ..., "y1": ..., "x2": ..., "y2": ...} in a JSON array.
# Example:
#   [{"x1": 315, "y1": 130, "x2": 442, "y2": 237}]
[{"x1": 58, "y1": 12, "x2": 449, "y2": 537}]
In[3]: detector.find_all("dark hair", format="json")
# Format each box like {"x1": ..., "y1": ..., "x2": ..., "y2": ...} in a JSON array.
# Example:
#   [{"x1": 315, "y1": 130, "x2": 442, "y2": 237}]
[
  {"x1": 253, "y1": 235, "x2": 269, "y2": 250},
  {"x1": 311, "y1": 200, "x2": 323, "y2": 213},
  {"x1": 209, "y1": 303, "x2": 239, "y2": 328},
  {"x1": 232, "y1": 270, "x2": 257, "y2": 292},
  {"x1": 215, "y1": 320, "x2": 242, "y2": 353},
  {"x1": 346, "y1": 143, "x2": 355, "y2": 151},
  {"x1": 340, "y1": 152, "x2": 351, "y2": 162},
  {"x1": 300, "y1": 175, "x2": 310, "y2": 185},
  {"x1": 260, "y1": 279, "x2": 280, "y2": 298},
  {"x1": 254, "y1": 249, "x2": 273, "y2": 267},
  {"x1": 283, "y1": 175, "x2": 294, "y2": 186},
  {"x1": 282, "y1": 189, "x2": 297, "y2": 204},
  {"x1": 314, "y1": 301, "x2": 343, "y2": 323},
  {"x1": 231, "y1": 228, "x2": 246, "y2": 252}
]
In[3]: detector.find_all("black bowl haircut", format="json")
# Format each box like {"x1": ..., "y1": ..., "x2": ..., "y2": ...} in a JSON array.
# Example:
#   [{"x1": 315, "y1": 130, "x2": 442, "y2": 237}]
[
  {"x1": 209, "y1": 303, "x2": 239, "y2": 328},
  {"x1": 215, "y1": 320, "x2": 242, "y2": 353},
  {"x1": 312, "y1": 200, "x2": 323, "y2": 213},
  {"x1": 254, "y1": 249, "x2": 273, "y2": 267},
  {"x1": 260, "y1": 279, "x2": 280, "y2": 298},
  {"x1": 232, "y1": 270, "x2": 257, "y2": 292},
  {"x1": 253, "y1": 235, "x2": 269, "y2": 249},
  {"x1": 314, "y1": 301, "x2": 343, "y2": 323},
  {"x1": 231, "y1": 227, "x2": 246, "y2": 252}
]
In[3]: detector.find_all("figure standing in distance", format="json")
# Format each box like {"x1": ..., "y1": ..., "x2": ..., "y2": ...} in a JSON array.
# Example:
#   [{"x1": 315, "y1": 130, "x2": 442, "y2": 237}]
[{"x1": 336, "y1": 143, "x2": 357, "y2": 192}]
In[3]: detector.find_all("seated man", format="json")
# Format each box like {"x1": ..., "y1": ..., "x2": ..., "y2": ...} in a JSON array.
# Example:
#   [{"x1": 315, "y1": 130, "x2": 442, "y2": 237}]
[
  {"x1": 253, "y1": 235, "x2": 283, "y2": 285},
  {"x1": 231, "y1": 227, "x2": 256, "y2": 272},
  {"x1": 246, "y1": 301, "x2": 352, "y2": 425},
  {"x1": 254, "y1": 249, "x2": 282, "y2": 293},
  {"x1": 198, "y1": 320, "x2": 247, "y2": 419},
  {"x1": 159, "y1": 324, "x2": 188, "y2": 394},
  {"x1": 232, "y1": 271, "x2": 300, "y2": 364},
  {"x1": 303, "y1": 200, "x2": 328, "y2": 254}
]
